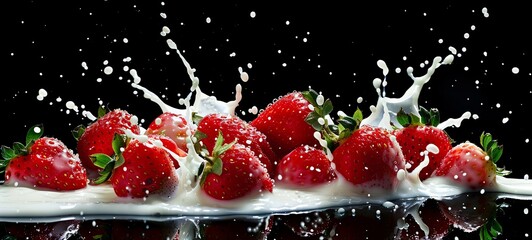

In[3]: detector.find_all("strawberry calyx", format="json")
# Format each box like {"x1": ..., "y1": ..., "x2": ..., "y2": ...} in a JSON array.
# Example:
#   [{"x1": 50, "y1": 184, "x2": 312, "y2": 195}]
[
  {"x1": 302, "y1": 89, "x2": 363, "y2": 152},
  {"x1": 479, "y1": 203, "x2": 504, "y2": 240},
  {"x1": 396, "y1": 106, "x2": 441, "y2": 127},
  {"x1": 0, "y1": 124, "x2": 44, "y2": 176},
  {"x1": 480, "y1": 132, "x2": 510, "y2": 176},
  {"x1": 198, "y1": 131, "x2": 236, "y2": 186},
  {"x1": 90, "y1": 133, "x2": 129, "y2": 185}
]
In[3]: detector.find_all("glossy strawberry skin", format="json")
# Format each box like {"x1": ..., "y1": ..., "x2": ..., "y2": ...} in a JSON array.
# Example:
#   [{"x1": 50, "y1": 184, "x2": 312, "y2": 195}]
[
  {"x1": 276, "y1": 145, "x2": 337, "y2": 187},
  {"x1": 434, "y1": 142, "x2": 497, "y2": 189},
  {"x1": 77, "y1": 109, "x2": 141, "y2": 175},
  {"x1": 202, "y1": 143, "x2": 274, "y2": 201},
  {"x1": 250, "y1": 91, "x2": 319, "y2": 159},
  {"x1": 145, "y1": 112, "x2": 190, "y2": 152},
  {"x1": 332, "y1": 126, "x2": 405, "y2": 190},
  {"x1": 111, "y1": 138, "x2": 178, "y2": 198},
  {"x1": 394, "y1": 125, "x2": 452, "y2": 181},
  {"x1": 198, "y1": 113, "x2": 277, "y2": 176},
  {"x1": 5, "y1": 137, "x2": 87, "y2": 191}
]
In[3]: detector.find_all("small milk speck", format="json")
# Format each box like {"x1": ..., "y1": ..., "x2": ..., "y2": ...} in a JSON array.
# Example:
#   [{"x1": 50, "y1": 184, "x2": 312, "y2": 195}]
[
  {"x1": 512, "y1": 67, "x2": 520, "y2": 74},
  {"x1": 206, "y1": 17, "x2": 211, "y2": 23},
  {"x1": 250, "y1": 11, "x2": 256, "y2": 18},
  {"x1": 502, "y1": 117, "x2": 509, "y2": 124}
]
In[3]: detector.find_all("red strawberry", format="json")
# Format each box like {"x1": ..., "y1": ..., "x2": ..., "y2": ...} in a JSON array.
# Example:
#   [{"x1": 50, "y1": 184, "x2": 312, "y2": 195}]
[
  {"x1": 197, "y1": 113, "x2": 276, "y2": 176},
  {"x1": 250, "y1": 91, "x2": 319, "y2": 159},
  {"x1": 74, "y1": 108, "x2": 141, "y2": 178},
  {"x1": 433, "y1": 132, "x2": 508, "y2": 189},
  {"x1": 1, "y1": 124, "x2": 88, "y2": 191},
  {"x1": 394, "y1": 108, "x2": 453, "y2": 181},
  {"x1": 332, "y1": 125, "x2": 405, "y2": 190},
  {"x1": 200, "y1": 133, "x2": 274, "y2": 201},
  {"x1": 147, "y1": 134, "x2": 186, "y2": 168},
  {"x1": 276, "y1": 145, "x2": 337, "y2": 187},
  {"x1": 145, "y1": 111, "x2": 190, "y2": 152},
  {"x1": 91, "y1": 134, "x2": 179, "y2": 198}
]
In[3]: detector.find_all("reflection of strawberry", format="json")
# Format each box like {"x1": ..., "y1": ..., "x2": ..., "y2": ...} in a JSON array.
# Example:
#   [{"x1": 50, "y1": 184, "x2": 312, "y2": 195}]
[
  {"x1": 397, "y1": 198, "x2": 451, "y2": 240},
  {"x1": 199, "y1": 217, "x2": 273, "y2": 240},
  {"x1": 276, "y1": 145, "x2": 337, "y2": 187},
  {"x1": 434, "y1": 132, "x2": 509, "y2": 189},
  {"x1": 332, "y1": 126, "x2": 405, "y2": 190},
  {"x1": 74, "y1": 108, "x2": 141, "y2": 178},
  {"x1": 274, "y1": 210, "x2": 334, "y2": 238},
  {"x1": 393, "y1": 108, "x2": 452, "y2": 180},
  {"x1": 3, "y1": 220, "x2": 82, "y2": 240},
  {"x1": 1, "y1": 124, "x2": 87, "y2": 191},
  {"x1": 110, "y1": 219, "x2": 179, "y2": 240},
  {"x1": 145, "y1": 111, "x2": 190, "y2": 152},
  {"x1": 91, "y1": 135, "x2": 179, "y2": 198},
  {"x1": 437, "y1": 192, "x2": 501, "y2": 236},
  {"x1": 250, "y1": 91, "x2": 319, "y2": 159},
  {"x1": 200, "y1": 133, "x2": 274, "y2": 201},
  {"x1": 332, "y1": 204, "x2": 397, "y2": 239},
  {"x1": 198, "y1": 113, "x2": 276, "y2": 176}
]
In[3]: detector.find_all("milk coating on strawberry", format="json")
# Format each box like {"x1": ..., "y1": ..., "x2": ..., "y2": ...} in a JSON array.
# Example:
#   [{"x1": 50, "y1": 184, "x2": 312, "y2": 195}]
[
  {"x1": 145, "y1": 112, "x2": 190, "y2": 152},
  {"x1": 433, "y1": 133, "x2": 507, "y2": 190}
]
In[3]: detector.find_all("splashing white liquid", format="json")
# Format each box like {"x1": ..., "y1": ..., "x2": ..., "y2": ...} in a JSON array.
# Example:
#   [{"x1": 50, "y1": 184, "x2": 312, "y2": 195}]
[{"x1": 2, "y1": 43, "x2": 532, "y2": 220}]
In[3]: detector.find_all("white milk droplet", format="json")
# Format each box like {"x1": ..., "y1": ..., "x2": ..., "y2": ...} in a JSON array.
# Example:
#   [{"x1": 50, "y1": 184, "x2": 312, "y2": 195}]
[
  {"x1": 512, "y1": 67, "x2": 520, "y2": 74},
  {"x1": 250, "y1": 11, "x2": 256, "y2": 18},
  {"x1": 104, "y1": 66, "x2": 113, "y2": 75}
]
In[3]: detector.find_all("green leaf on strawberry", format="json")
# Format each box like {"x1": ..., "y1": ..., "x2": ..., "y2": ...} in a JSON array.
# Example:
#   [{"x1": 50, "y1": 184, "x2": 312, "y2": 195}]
[
  {"x1": 90, "y1": 133, "x2": 129, "y2": 185},
  {"x1": 199, "y1": 131, "x2": 237, "y2": 186},
  {"x1": 480, "y1": 132, "x2": 510, "y2": 176},
  {"x1": 1, "y1": 124, "x2": 44, "y2": 174},
  {"x1": 302, "y1": 89, "x2": 362, "y2": 152}
]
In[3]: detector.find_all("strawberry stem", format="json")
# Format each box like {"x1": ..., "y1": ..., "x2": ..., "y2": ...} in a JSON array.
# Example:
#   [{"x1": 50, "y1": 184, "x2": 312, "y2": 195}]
[
  {"x1": 302, "y1": 89, "x2": 362, "y2": 152},
  {"x1": 199, "y1": 131, "x2": 237, "y2": 186}
]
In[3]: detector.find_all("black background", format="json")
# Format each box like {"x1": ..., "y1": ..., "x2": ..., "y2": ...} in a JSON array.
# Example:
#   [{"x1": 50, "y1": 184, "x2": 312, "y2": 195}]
[
  {"x1": 3, "y1": 1, "x2": 531, "y2": 177},
  {"x1": 2, "y1": 1, "x2": 532, "y2": 239}
]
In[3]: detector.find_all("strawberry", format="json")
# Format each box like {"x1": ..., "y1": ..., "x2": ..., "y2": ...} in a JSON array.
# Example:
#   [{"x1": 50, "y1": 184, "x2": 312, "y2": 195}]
[
  {"x1": 200, "y1": 132, "x2": 274, "y2": 201},
  {"x1": 394, "y1": 107, "x2": 453, "y2": 181},
  {"x1": 147, "y1": 134, "x2": 186, "y2": 168},
  {"x1": 433, "y1": 132, "x2": 509, "y2": 189},
  {"x1": 250, "y1": 91, "x2": 319, "y2": 159},
  {"x1": 332, "y1": 125, "x2": 406, "y2": 190},
  {"x1": 276, "y1": 145, "x2": 337, "y2": 187},
  {"x1": 145, "y1": 111, "x2": 190, "y2": 152},
  {"x1": 0, "y1": 124, "x2": 88, "y2": 191},
  {"x1": 73, "y1": 107, "x2": 141, "y2": 178},
  {"x1": 197, "y1": 113, "x2": 276, "y2": 176},
  {"x1": 91, "y1": 134, "x2": 179, "y2": 198}
]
